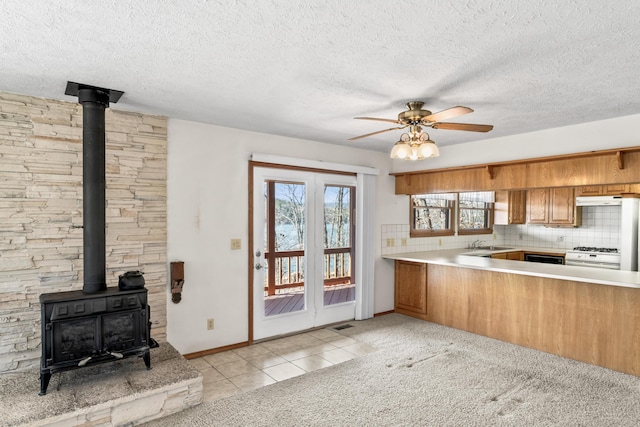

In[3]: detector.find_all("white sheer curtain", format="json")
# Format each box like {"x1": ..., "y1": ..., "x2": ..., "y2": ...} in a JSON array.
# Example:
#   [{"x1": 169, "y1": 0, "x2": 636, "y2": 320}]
[{"x1": 355, "y1": 173, "x2": 376, "y2": 320}]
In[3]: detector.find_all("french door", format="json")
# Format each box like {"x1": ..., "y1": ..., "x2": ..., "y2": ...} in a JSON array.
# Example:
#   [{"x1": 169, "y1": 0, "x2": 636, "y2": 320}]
[{"x1": 252, "y1": 167, "x2": 356, "y2": 340}]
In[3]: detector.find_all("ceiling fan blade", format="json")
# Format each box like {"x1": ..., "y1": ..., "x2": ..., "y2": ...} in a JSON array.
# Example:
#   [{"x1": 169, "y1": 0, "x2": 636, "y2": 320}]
[
  {"x1": 422, "y1": 106, "x2": 473, "y2": 123},
  {"x1": 348, "y1": 125, "x2": 408, "y2": 141},
  {"x1": 354, "y1": 116, "x2": 402, "y2": 124},
  {"x1": 431, "y1": 122, "x2": 494, "y2": 132}
]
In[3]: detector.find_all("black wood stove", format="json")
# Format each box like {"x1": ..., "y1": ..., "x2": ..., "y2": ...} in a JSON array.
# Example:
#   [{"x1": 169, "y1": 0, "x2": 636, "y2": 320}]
[
  {"x1": 39, "y1": 288, "x2": 151, "y2": 395},
  {"x1": 39, "y1": 82, "x2": 156, "y2": 395}
]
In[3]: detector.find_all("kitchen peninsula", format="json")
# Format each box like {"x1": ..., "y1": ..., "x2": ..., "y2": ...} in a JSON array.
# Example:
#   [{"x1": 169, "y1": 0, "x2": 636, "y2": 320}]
[{"x1": 384, "y1": 249, "x2": 640, "y2": 376}]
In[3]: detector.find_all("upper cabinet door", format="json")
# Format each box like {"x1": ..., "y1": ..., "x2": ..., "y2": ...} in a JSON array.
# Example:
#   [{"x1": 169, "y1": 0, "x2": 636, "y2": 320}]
[
  {"x1": 575, "y1": 185, "x2": 603, "y2": 196},
  {"x1": 576, "y1": 184, "x2": 630, "y2": 196},
  {"x1": 509, "y1": 190, "x2": 527, "y2": 224},
  {"x1": 548, "y1": 187, "x2": 576, "y2": 225},
  {"x1": 495, "y1": 190, "x2": 526, "y2": 225},
  {"x1": 526, "y1": 189, "x2": 548, "y2": 224}
]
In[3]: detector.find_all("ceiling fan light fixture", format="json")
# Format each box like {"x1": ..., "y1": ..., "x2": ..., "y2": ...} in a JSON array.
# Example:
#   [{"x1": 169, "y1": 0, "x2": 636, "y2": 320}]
[
  {"x1": 350, "y1": 100, "x2": 492, "y2": 159},
  {"x1": 390, "y1": 140, "x2": 411, "y2": 159},
  {"x1": 390, "y1": 130, "x2": 439, "y2": 160}
]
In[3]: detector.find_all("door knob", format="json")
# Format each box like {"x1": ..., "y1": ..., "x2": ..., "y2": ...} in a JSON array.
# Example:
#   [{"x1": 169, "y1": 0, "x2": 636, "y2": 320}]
[
  {"x1": 255, "y1": 263, "x2": 263, "y2": 270},
  {"x1": 255, "y1": 250, "x2": 261, "y2": 257}
]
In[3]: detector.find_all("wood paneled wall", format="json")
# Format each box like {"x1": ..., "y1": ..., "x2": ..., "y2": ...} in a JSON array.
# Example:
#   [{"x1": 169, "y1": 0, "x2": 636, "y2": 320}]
[
  {"x1": 394, "y1": 147, "x2": 640, "y2": 194},
  {"x1": 426, "y1": 264, "x2": 640, "y2": 376}
]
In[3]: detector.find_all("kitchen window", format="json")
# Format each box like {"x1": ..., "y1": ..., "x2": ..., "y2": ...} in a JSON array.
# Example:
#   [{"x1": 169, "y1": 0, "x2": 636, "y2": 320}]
[
  {"x1": 410, "y1": 191, "x2": 494, "y2": 237},
  {"x1": 410, "y1": 193, "x2": 456, "y2": 237},
  {"x1": 458, "y1": 191, "x2": 495, "y2": 235}
]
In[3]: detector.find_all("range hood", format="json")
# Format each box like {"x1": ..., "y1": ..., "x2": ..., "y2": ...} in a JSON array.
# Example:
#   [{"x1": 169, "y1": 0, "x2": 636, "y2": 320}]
[{"x1": 575, "y1": 195, "x2": 622, "y2": 206}]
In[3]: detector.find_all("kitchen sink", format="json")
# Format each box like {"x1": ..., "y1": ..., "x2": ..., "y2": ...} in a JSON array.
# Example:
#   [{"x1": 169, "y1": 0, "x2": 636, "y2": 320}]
[{"x1": 473, "y1": 246, "x2": 514, "y2": 251}]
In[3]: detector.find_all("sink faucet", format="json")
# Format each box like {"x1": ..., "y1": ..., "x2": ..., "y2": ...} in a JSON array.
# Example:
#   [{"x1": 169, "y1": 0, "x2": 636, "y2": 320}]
[{"x1": 470, "y1": 239, "x2": 484, "y2": 249}]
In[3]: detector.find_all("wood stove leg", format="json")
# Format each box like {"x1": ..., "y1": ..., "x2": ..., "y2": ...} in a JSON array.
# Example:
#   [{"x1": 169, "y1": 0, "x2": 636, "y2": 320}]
[
  {"x1": 39, "y1": 372, "x2": 51, "y2": 396},
  {"x1": 143, "y1": 349, "x2": 151, "y2": 370}
]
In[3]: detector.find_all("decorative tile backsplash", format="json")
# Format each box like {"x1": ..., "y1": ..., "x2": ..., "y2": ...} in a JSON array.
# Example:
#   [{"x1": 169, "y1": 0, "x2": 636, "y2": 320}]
[{"x1": 382, "y1": 206, "x2": 622, "y2": 255}]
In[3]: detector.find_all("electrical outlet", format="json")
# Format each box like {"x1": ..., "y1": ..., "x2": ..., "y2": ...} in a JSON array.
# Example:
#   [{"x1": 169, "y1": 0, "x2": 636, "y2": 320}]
[
  {"x1": 230, "y1": 238, "x2": 241, "y2": 250},
  {"x1": 401, "y1": 238, "x2": 407, "y2": 247},
  {"x1": 386, "y1": 238, "x2": 395, "y2": 247},
  {"x1": 492, "y1": 233, "x2": 497, "y2": 240},
  {"x1": 518, "y1": 234, "x2": 523, "y2": 241},
  {"x1": 557, "y1": 236, "x2": 564, "y2": 242},
  {"x1": 438, "y1": 238, "x2": 442, "y2": 246},
  {"x1": 207, "y1": 318, "x2": 214, "y2": 330}
]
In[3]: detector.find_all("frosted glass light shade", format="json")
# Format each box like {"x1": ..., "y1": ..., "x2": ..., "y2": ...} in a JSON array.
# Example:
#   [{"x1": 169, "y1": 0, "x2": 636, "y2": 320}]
[
  {"x1": 418, "y1": 141, "x2": 440, "y2": 158},
  {"x1": 390, "y1": 141, "x2": 411, "y2": 159},
  {"x1": 390, "y1": 137, "x2": 439, "y2": 160}
]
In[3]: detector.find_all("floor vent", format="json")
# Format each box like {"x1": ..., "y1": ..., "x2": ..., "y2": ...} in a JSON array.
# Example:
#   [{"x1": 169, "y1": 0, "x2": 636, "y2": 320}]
[{"x1": 333, "y1": 324, "x2": 353, "y2": 330}]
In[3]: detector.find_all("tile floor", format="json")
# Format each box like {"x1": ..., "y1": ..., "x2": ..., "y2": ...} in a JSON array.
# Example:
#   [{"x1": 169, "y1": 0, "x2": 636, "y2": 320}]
[{"x1": 188, "y1": 327, "x2": 376, "y2": 402}]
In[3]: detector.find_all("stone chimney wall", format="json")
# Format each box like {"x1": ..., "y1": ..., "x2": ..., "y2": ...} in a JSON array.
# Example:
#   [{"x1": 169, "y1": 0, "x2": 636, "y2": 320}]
[{"x1": 0, "y1": 91, "x2": 167, "y2": 373}]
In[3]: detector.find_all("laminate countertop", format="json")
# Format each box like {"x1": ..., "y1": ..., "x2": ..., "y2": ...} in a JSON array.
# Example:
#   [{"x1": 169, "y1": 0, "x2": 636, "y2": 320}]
[{"x1": 383, "y1": 248, "x2": 640, "y2": 289}]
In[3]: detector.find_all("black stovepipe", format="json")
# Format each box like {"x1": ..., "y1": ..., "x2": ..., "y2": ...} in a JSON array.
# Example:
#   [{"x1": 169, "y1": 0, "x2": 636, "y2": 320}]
[{"x1": 79, "y1": 88, "x2": 110, "y2": 293}]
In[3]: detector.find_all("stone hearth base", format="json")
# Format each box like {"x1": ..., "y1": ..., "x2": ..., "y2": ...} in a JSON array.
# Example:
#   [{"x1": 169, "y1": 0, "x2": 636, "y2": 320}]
[{"x1": 1, "y1": 342, "x2": 202, "y2": 426}]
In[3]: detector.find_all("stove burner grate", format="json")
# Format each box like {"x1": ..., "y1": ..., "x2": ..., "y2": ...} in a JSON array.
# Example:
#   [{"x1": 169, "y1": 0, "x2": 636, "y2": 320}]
[{"x1": 572, "y1": 247, "x2": 619, "y2": 253}]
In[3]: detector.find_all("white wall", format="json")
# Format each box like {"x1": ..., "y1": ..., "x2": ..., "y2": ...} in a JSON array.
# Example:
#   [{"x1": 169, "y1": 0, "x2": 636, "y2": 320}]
[{"x1": 166, "y1": 119, "x2": 404, "y2": 355}]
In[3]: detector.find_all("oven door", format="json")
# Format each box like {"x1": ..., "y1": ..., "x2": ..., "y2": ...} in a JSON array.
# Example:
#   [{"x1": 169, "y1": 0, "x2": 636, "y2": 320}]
[
  {"x1": 565, "y1": 259, "x2": 620, "y2": 269},
  {"x1": 523, "y1": 254, "x2": 564, "y2": 264}
]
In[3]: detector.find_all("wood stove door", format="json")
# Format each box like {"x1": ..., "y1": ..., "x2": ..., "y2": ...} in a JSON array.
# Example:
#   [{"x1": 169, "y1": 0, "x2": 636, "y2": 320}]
[
  {"x1": 51, "y1": 316, "x2": 98, "y2": 366},
  {"x1": 50, "y1": 309, "x2": 145, "y2": 367},
  {"x1": 102, "y1": 309, "x2": 145, "y2": 352}
]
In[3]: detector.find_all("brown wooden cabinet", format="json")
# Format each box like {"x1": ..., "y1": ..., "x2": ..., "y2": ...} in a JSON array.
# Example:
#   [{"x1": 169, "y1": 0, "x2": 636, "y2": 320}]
[
  {"x1": 491, "y1": 251, "x2": 524, "y2": 261},
  {"x1": 494, "y1": 190, "x2": 526, "y2": 225},
  {"x1": 425, "y1": 263, "x2": 640, "y2": 377},
  {"x1": 549, "y1": 187, "x2": 577, "y2": 225},
  {"x1": 576, "y1": 184, "x2": 631, "y2": 196},
  {"x1": 576, "y1": 185, "x2": 606, "y2": 196},
  {"x1": 527, "y1": 188, "x2": 581, "y2": 227},
  {"x1": 526, "y1": 189, "x2": 549, "y2": 224},
  {"x1": 394, "y1": 260, "x2": 428, "y2": 320}
]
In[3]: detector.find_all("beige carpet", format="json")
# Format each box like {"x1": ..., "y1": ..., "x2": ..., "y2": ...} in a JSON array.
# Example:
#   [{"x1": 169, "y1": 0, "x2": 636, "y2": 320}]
[{"x1": 145, "y1": 314, "x2": 640, "y2": 426}]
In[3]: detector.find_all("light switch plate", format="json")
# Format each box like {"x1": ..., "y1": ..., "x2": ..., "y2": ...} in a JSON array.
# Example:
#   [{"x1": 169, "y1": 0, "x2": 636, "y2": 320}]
[{"x1": 230, "y1": 238, "x2": 241, "y2": 250}]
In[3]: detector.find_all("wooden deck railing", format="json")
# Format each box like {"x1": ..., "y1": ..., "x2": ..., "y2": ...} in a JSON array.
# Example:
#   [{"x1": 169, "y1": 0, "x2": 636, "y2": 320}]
[{"x1": 264, "y1": 247, "x2": 352, "y2": 295}]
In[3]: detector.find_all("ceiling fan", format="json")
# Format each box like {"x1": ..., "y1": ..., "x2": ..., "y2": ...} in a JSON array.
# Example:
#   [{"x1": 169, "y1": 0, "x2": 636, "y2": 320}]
[
  {"x1": 349, "y1": 101, "x2": 493, "y2": 141},
  {"x1": 349, "y1": 101, "x2": 494, "y2": 160}
]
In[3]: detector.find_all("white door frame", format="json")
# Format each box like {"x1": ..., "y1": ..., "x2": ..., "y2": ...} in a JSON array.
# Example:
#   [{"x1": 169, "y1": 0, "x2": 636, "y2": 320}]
[{"x1": 249, "y1": 155, "x2": 379, "y2": 342}]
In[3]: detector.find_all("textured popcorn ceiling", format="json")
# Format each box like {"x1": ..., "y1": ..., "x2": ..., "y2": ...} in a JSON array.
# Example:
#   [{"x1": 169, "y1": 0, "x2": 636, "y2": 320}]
[{"x1": 2, "y1": 0, "x2": 640, "y2": 152}]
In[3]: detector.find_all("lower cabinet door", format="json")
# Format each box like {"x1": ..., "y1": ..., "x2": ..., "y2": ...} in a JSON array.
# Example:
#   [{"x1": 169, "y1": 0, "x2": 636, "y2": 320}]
[{"x1": 394, "y1": 260, "x2": 428, "y2": 320}]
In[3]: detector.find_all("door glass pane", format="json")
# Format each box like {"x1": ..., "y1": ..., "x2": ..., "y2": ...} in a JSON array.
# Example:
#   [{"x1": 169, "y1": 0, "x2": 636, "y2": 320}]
[
  {"x1": 264, "y1": 181, "x2": 306, "y2": 317},
  {"x1": 323, "y1": 185, "x2": 355, "y2": 306}
]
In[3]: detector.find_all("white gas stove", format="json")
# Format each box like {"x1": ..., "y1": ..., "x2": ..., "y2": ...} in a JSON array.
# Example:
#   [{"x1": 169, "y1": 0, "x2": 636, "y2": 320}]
[{"x1": 565, "y1": 247, "x2": 621, "y2": 270}]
